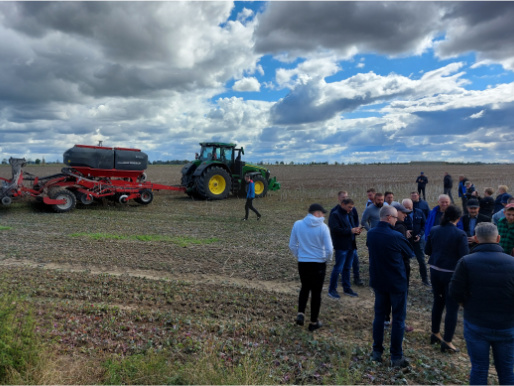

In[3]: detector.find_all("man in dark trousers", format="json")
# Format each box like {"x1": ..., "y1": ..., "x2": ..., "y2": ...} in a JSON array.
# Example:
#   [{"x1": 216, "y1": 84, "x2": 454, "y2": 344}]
[
  {"x1": 368, "y1": 205, "x2": 415, "y2": 368},
  {"x1": 450, "y1": 222, "x2": 514, "y2": 385},
  {"x1": 416, "y1": 172, "x2": 428, "y2": 200},
  {"x1": 403, "y1": 198, "x2": 429, "y2": 286},
  {"x1": 242, "y1": 174, "x2": 261, "y2": 221},
  {"x1": 444, "y1": 172, "x2": 454, "y2": 203},
  {"x1": 328, "y1": 198, "x2": 362, "y2": 298}
]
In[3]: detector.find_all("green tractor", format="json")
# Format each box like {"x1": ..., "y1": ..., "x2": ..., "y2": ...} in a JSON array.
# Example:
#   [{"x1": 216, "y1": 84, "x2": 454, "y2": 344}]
[{"x1": 181, "y1": 142, "x2": 280, "y2": 200}]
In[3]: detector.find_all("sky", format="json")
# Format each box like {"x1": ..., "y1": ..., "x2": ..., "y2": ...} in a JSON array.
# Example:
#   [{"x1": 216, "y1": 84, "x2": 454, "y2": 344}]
[{"x1": 1, "y1": 1, "x2": 513, "y2": 164}]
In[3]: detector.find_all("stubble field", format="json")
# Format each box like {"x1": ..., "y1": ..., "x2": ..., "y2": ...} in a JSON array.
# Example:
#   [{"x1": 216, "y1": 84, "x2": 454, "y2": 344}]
[{"x1": 0, "y1": 162, "x2": 512, "y2": 384}]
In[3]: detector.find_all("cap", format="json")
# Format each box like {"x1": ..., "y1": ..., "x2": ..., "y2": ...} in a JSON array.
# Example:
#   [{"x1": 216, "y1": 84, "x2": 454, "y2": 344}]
[
  {"x1": 308, "y1": 203, "x2": 327, "y2": 214},
  {"x1": 466, "y1": 198, "x2": 480, "y2": 208},
  {"x1": 501, "y1": 194, "x2": 512, "y2": 204},
  {"x1": 391, "y1": 202, "x2": 411, "y2": 213}
]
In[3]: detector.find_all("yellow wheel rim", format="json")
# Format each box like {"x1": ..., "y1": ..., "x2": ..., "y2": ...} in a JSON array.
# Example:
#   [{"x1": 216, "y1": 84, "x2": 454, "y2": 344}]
[
  {"x1": 254, "y1": 181, "x2": 264, "y2": 195},
  {"x1": 208, "y1": 175, "x2": 226, "y2": 195}
]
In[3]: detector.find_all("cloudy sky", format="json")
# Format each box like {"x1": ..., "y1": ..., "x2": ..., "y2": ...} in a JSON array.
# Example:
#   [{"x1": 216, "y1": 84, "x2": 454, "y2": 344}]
[{"x1": 1, "y1": 1, "x2": 513, "y2": 164}]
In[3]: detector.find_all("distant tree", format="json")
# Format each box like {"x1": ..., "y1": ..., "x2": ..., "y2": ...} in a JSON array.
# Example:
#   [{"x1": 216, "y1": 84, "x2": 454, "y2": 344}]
[
  {"x1": 1, "y1": 158, "x2": 7, "y2": 165},
  {"x1": 35, "y1": 159, "x2": 41, "y2": 165}
]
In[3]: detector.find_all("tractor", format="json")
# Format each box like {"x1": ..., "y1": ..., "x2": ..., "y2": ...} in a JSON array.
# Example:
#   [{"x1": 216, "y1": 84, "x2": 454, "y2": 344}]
[{"x1": 180, "y1": 142, "x2": 280, "y2": 200}]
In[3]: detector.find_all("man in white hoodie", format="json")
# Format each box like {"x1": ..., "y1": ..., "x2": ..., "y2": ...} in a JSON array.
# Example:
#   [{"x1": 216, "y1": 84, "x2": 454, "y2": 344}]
[{"x1": 289, "y1": 203, "x2": 333, "y2": 332}]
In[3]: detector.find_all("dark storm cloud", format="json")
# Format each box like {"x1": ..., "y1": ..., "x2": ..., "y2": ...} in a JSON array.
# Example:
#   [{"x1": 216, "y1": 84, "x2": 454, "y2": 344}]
[
  {"x1": 254, "y1": 2, "x2": 441, "y2": 56},
  {"x1": 437, "y1": 2, "x2": 514, "y2": 67}
]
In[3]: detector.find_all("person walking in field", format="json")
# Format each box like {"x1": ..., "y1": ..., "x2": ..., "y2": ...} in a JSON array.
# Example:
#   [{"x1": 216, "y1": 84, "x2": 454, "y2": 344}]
[
  {"x1": 443, "y1": 172, "x2": 454, "y2": 203},
  {"x1": 449, "y1": 222, "x2": 514, "y2": 385},
  {"x1": 416, "y1": 172, "x2": 428, "y2": 201},
  {"x1": 242, "y1": 174, "x2": 261, "y2": 221},
  {"x1": 289, "y1": 204, "x2": 333, "y2": 332}
]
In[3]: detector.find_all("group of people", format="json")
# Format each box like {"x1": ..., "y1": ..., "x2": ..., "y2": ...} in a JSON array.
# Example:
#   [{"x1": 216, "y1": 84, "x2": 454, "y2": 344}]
[{"x1": 288, "y1": 178, "x2": 514, "y2": 383}]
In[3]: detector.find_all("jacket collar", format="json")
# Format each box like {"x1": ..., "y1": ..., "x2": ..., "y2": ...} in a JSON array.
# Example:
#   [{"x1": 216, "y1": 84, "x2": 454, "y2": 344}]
[{"x1": 471, "y1": 243, "x2": 506, "y2": 253}]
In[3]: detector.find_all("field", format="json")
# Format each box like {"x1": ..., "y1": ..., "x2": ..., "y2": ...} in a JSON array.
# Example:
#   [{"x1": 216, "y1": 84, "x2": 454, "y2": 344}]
[{"x1": 0, "y1": 162, "x2": 513, "y2": 384}]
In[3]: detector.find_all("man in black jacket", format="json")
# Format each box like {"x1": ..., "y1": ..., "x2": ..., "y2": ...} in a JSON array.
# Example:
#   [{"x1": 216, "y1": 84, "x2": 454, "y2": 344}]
[
  {"x1": 443, "y1": 172, "x2": 454, "y2": 203},
  {"x1": 416, "y1": 172, "x2": 428, "y2": 200},
  {"x1": 328, "y1": 198, "x2": 362, "y2": 298},
  {"x1": 450, "y1": 222, "x2": 514, "y2": 385},
  {"x1": 403, "y1": 198, "x2": 429, "y2": 286}
]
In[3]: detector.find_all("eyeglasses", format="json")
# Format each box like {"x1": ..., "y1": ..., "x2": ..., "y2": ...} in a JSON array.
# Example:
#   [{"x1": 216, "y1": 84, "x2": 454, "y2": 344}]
[{"x1": 388, "y1": 215, "x2": 398, "y2": 219}]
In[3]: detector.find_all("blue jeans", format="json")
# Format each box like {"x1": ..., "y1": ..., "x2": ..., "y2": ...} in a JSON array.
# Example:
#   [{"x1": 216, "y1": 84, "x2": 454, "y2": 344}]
[
  {"x1": 464, "y1": 320, "x2": 514, "y2": 385},
  {"x1": 372, "y1": 290, "x2": 407, "y2": 360},
  {"x1": 329, "y1": 249, "x2": 353, "y2": 293},
  {"x1": 352, "y1": 250, "x2": 361, "y2": 281}
]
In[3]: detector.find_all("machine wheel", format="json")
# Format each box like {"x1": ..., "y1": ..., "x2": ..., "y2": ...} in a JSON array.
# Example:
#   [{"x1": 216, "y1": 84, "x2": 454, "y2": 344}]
[
  {"x1": 135, "y1": 189, "x2": 154, "y2": 205},
  {"x1": 50, "y1": 189, "x2": 76, "y2": 213},
  {"x1": 252, "y1": 174, "x2": 269, "y2": 198},
  {"x1": 196, "y1": 167, "x2": 231, "y2": 200},
  {"x1": 74, "y1": 191, "x2": 94, "y2": 205},
  {"x1": 137, "y1": 172, "x2": 147, "y2": 182},
  {"x1": 1, "y1": 196, "x2": 12, "y2": 206}
]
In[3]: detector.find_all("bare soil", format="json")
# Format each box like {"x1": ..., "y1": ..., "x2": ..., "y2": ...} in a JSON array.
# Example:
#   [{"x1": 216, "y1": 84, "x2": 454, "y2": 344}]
[{"x1": 1, "y1": 162, "x2": 512, "y2": 384}]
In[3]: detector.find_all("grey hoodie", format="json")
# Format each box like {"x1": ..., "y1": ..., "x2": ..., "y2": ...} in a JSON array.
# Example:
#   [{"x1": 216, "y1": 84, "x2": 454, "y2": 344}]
[{"x1": 289, "y1": 214, "x2": 333, "y2": 263}]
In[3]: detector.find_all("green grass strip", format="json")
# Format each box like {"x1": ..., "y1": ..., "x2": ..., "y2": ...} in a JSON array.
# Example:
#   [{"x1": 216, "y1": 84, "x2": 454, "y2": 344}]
[
  {"x1": 70, "y1": 232, "x2": 218, "y2": 247},
  {"x1": 0, "y1": 226, "x2": 12, "y2": 231}
]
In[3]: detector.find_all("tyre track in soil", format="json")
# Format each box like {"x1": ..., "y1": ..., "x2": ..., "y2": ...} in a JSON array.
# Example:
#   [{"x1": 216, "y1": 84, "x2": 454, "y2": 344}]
[{"x1": 0, "y1": 256, "x2": 300, "y2": 295}]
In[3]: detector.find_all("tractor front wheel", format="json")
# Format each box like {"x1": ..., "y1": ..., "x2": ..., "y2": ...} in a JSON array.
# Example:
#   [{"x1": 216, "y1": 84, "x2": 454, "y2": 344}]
[
  {"x1": 253, "y1": 174, "x2": 269, "y2": 198},
  {"x1": 197, "y1": 167, "x2": 231, "y2": 200},
  {"x1": 50, "y1": 189, "x2": 76, "y2": 213}
]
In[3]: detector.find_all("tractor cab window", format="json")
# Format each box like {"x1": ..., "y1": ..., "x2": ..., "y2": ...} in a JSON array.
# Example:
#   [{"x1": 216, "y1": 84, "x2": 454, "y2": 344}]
[
  {"x1": 213, "y1": 148, "x2": 221, "y2": 160},
  {"x1": 223, "y1": 148, "x2": 233, "y2": 163},
  {"x1": 199, "y1": 146, "x2": 214, "y2": 161}
]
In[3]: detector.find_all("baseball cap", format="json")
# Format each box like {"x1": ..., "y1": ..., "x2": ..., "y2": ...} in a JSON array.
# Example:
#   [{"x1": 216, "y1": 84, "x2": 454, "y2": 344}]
[
  {"x1": 466, "y1": 198, "x2": 480, "y2": 208},
  {"x1": 391, "y1": 202, "x2": 411, "y2": 213},
  {"x1": 308, "y1": 203, "x2": 327, "y2": 213}
]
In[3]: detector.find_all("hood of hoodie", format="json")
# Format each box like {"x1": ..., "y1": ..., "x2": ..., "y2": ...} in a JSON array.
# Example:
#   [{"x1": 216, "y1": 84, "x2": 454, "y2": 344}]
[{"x1": 303, "y1": 213, "x2": 326, "y2": 227}]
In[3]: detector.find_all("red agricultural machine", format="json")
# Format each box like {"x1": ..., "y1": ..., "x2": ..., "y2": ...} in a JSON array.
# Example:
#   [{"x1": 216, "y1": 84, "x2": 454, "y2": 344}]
[{"x1": 0, "y1": 145, "x2": 185, "y2": 213}]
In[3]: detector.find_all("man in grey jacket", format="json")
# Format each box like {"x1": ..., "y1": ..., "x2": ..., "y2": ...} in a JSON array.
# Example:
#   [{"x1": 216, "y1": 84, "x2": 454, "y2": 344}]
[{"x1": 361, "y1": 193, "x2": 384, "y2": 230}]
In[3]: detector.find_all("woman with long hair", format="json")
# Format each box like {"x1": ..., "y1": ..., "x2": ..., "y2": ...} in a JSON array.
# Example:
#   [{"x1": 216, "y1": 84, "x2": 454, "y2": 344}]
[{"x1": 425, "y1": 205, "x2": 469, "y2": 352}]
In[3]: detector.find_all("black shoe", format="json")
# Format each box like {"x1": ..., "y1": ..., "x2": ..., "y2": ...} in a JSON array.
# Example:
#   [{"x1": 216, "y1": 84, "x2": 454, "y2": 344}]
[
  {"x1": 422, "y1": 280, "x2": 431, "y2": 287},
  {"x1": 354, "y1": 279, "x2": 364, "y2": 286},
  {"x1": 296, "y1": 313, "x2": 305, "y2": 326},
  {"x1": 371, "y1": 351, "x2": 382, "y2": 363},
  {"x1": 257, "y1": 216, "x2": 261, "y2": 221},
  {"x1": 430, "y1": 333, "x2": 442, "y2": 345},
  {"x1": 308, "y1": 321, "x2": 322, "y2": 332},
  {"x1": 344, "y1": 289, "x2": 358, "y2": 297},
  {"x1": 391, "y1": 357, "x2": 409, "y2": 368},
  {"x1": 441, "y1": 341, "x2": 460, "y2": 353},
  {"x1": 241, "y1": 218, "x2": 247, "y2": 221}
]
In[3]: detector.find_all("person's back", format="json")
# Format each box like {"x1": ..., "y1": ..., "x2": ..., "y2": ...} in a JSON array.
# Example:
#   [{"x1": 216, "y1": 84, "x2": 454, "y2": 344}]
[{"x1": 451, "y1": 243, "x2": 514, "y2": 329}]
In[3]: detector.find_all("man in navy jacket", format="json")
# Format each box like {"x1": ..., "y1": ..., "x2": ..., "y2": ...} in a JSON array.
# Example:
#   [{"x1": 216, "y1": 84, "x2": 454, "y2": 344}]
[
  {"x1": 403, "y1": 198, "x2": 429, "y2": 286},
  {"x1": 368, "y1": 205, "x2": 415, "y2": 368},
  {"x1": 450, "y1": 223, "x2": 514, "y2": 385}
]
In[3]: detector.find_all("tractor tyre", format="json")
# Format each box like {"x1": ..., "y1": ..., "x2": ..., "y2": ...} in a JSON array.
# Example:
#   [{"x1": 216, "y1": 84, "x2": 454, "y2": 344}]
[
  {"x1": 135, "y1": 189, "x2": 154, "y2": 205},
  {"x1": 50, "y1": 189, "x2": 77, "y2": 213},
  {"x1": 196, "y1": 167, "x2": 231, "y2": 200},
  {"x1": 253, "y1": 174, "x2": 269, "y2": 198}
]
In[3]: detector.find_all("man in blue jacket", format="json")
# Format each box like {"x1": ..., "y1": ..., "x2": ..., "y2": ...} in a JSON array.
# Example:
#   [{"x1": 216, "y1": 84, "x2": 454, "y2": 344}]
[
  {"x1": 328, "y1": 198, "x2": 362, "y2": 298},
  {"x1": 450, "y1": 222, "x2": 514, "y2": 385},
  {"x1": 368, "y1": 205, "x2": 415, "y2": 368},
  {"x1": 242, "y1": 175, "x2": 261, "y2": 221},
  {"x1": 425, "y1": 194, "x2": 464, "y2": 240}
]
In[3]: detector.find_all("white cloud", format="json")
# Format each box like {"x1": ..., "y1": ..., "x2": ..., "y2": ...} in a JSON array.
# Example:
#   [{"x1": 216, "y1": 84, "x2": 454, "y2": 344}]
[{"x1": 233, "y1": 77, "x2": 261, "y2": 92}]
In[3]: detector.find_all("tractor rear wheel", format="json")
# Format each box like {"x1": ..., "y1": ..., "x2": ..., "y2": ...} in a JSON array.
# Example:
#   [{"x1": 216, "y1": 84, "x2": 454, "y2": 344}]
[
  {"x1": 197, "y1": 167, "x2": 231, "y2": 200},
  {"x1": 253, "y1": 174, "x2": 269, "y2": 198},
  {"x1": 135, "y1": 189, "x2": 154, "y2": 205},
  {"x1": 50, "y1": 189, "x2": 76, "y2": 213}
]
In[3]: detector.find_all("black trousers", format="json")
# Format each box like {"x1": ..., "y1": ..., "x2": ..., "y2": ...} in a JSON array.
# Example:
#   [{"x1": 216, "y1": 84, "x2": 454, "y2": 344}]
[
  {"x1": 245, "y1": 198, "x2": 261, "y2": 219},
  {"x1": 298, "y1": 262, "x2": 326, "y2": 323}
]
